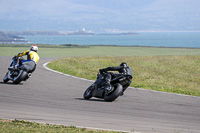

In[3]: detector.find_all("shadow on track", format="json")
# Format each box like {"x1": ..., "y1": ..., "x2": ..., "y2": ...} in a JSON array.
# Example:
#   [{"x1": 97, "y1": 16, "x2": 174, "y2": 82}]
[
  {"x1": 75, "y1": 98, "x2": 105, "y2": 102},
  {"x1": 0, "y1": 81, "x2": 23, "y2": 85}
]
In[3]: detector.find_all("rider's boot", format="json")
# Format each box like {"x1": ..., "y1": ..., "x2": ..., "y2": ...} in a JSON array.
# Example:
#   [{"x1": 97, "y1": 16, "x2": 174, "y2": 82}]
[
  {"x1": 104, "y1": 79, "x2": 112, "y2": 93},
  {"x1": 105, "y1": 83, "x2": 112, "y2": 92},
  {"x1": 8, "y1": 65, "x2": 16, "y2": 70},
  {"x1": 103, "y1": 74, "x2": 112, "y2": 93},
  {"x1": 9, "y1": 66, "x2": 15, "y2": 70}
]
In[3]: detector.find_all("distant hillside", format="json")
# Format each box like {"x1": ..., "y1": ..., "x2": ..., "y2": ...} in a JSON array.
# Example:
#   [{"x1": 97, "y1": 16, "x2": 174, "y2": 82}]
[
  {"x1": 4, "y1": 30, "x2": 139, "y2": 36},
  {"x1": 0, "y1": 31, "x2": 27, "y2": 43},
  {"x1": 10, "y1": 31, "x2": 64, "y2": 36}
]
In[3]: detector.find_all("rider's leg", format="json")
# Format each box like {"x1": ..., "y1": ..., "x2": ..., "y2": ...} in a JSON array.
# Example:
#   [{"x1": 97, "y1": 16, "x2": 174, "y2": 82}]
[
  {"x1": 104, "y1": 73, "x2": 112, "y2": 92},
  {"x1": 9, "y1": 57, "x2": 18, "y2": 69},
  {"x1": 21, "y1": 60, "x2": 35, "y2": 73}
]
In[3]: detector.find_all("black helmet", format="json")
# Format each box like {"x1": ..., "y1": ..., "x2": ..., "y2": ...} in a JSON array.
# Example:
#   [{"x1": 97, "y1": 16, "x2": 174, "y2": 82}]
[{"x1": 120, "y1": 62, "x2": 128, "y2": 67}]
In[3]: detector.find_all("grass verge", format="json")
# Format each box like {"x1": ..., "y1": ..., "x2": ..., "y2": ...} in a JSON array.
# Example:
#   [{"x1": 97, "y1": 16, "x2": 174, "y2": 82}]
[
  {"x1": 48, "y1": 56, "x2": 200, "y2": 96},
  {"x1": 0, "y1": 119, "x2": 120, "y2": 133}
]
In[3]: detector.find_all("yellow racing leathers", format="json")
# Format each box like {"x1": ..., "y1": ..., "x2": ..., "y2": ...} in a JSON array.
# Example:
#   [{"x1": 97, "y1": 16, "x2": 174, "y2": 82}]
[
  {"x1": 17, "y1": 50, "x2": 39, "y2": 64},
  {"x1": 17, "y1": 50, "x2": 40, "y2": 73}
]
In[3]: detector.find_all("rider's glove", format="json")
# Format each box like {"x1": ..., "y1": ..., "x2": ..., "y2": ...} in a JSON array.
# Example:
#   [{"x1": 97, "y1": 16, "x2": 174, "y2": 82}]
[{"x1": 99, "y1": 69, "x2": 105, "y2": 73}]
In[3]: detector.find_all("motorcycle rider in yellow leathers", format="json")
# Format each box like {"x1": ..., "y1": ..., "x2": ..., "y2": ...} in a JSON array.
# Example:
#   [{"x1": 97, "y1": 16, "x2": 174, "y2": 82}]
[{"x1": 9, "y1": 45, "x2": 40, "y2": 73}]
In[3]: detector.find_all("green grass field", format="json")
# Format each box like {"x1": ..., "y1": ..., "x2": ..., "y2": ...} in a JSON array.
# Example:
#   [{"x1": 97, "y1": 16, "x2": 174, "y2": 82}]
[{"x1": 1, "y1": 44, "x2": 200, "y2": 57}]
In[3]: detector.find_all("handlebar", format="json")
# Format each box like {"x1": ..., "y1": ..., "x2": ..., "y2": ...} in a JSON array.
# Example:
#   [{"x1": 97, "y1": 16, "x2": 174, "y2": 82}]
[{"x1": 99, "y1": 69, "x2": 107, "y2": 74}]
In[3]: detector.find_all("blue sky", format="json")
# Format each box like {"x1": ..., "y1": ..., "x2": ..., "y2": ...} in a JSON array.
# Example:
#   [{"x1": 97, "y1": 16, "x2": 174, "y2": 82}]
[{"x1": 0, "y1": 0, "x2": 200, "y2": 31}]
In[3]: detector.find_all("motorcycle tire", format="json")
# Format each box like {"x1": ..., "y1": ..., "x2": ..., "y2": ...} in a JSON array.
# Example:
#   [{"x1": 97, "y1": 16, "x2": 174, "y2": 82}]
[
  {"x1": 83, "y1": 85, "x2": 93, "y2": 99},
  {"x1": 3, "y1": 72, "x2": 9, "y2": 83},
  {"x1": 13, "y1": 70, "x2": 28, "y2": 84},
  {"x1": 104, "y1": 83, "x2": 123, "y2": 102}
]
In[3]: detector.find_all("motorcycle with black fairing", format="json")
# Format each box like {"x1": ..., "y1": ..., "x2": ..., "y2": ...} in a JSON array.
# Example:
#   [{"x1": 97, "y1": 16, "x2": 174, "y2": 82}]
[
  {"x1": 3, "y1": 56, "x2": 33, "y2": 84},
  {"x1": 83, "y1": 71, "x2": 132, "y2": 102}
]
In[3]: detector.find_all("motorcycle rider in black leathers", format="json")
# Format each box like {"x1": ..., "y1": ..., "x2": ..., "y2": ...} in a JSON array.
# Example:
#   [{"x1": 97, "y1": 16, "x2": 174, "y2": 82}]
[{"x1": 99, "y1": 62, "x2": 132, "y2": 95}]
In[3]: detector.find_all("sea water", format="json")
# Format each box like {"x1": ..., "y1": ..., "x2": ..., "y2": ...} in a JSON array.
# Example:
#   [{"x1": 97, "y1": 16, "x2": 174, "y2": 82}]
[{"x1": 24, "y1": 32, "x2": 200, "y2": 48}]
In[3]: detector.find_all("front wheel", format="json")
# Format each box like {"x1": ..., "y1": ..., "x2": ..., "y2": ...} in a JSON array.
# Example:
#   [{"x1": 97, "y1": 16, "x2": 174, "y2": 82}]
[
  {"x1": 83, "y1": 84, "x2": 94, "y2": 99},
  {"x1": 13, "y1": 70, "x2": 28, "y2": 84},
  {"x1": 104, "y1": 83, "x2": 123, "y2": 102},
  {"x1": 3, "y1": 72, "x2": 9, "y2": 83}
]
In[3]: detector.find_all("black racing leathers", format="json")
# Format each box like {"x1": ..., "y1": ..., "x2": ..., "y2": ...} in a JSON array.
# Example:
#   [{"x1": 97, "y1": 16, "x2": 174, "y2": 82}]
[{"x1": 101, "y1": 66, "x2": 132, "y2": 78}]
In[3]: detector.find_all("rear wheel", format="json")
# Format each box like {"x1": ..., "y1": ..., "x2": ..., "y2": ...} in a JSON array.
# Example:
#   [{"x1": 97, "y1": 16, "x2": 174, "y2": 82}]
[
  {"x1": 104, "y1": 83, "x2": 123, "y2": 102},
  {"x1": 83, "y1": 85, "x2": 94, "y2": 99},
  {"x1": 13, "y1": 70, "x2": 28, "y2": 84}
]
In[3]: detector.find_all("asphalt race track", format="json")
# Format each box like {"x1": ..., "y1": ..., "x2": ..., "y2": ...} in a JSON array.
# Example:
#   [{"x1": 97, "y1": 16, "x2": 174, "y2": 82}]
[{"x1": 0, "y1": 56, "x2": 200, "y2": 133}]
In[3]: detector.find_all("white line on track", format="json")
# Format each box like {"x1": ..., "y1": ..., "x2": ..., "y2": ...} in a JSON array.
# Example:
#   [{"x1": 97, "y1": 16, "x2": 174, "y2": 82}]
[{"x1": 43, "y1": 62, "x2": 94, "y2": 82}]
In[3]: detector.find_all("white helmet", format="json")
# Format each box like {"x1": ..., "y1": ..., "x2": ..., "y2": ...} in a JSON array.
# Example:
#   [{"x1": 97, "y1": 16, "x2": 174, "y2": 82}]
[{"x1": 30, "y1": 45, "x2": 38, "y2": 52}]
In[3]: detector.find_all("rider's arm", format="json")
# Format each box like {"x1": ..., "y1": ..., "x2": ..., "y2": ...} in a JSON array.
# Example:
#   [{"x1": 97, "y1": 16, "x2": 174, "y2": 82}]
[
  {"x1": 102, "y1": 66, "x2": 123, "y2": 72},
  {"x1": 16, "y1": 50, "x2": 30, "y2": 57}
]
